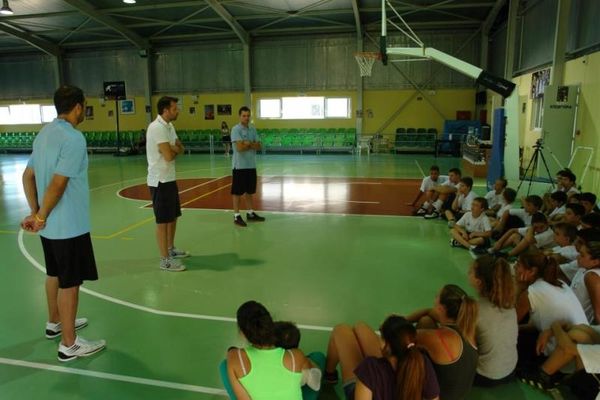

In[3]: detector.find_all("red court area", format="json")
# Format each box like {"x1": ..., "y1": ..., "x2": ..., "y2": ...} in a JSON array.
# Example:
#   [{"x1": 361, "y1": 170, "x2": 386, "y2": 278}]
[{"x1": 118, "y1": 176, "x2": 422, "y2": 216}]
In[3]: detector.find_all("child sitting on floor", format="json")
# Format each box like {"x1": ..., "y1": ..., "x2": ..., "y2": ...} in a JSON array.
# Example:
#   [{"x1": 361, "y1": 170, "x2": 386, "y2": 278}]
[
  {"x1": 450, "y1": 197, "x2": 492, "y2": 252},
  {"x1": 489, "y1": 212, "x2": 555, "y2": 258}
]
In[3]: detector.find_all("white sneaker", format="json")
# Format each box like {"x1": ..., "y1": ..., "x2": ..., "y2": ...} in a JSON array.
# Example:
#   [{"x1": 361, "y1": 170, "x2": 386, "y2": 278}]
[
  {"x1": 160, "y1": 257, "x2": 186, "y2": 272},
  {"x1": 46, "y1": 318, "x2": 88, "y2": 339},
  {"x1": 168, "y1": 247, "x2": 190, "y2": 258},
  {"x1": 58, "y1": 336, "x2": 106, "y2": 362}
]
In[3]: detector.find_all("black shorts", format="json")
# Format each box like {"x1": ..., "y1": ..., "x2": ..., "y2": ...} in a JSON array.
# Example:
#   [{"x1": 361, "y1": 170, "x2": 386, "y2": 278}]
[
  {"x1": 41, "y1": 233, "x2": 98, "y2": 289},
  {"x1": 222, "y1": 135, "x2": 231, "y2": 143},
  {"x1": 149, "y1": 181, "x2": 181, "y2": 224},
  {"x1": 231, "y1": 168, "x2": 257, "y2": 195}
]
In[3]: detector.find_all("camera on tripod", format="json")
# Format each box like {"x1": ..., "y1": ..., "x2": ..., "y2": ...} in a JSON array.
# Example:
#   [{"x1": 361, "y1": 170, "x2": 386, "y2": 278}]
[
  {"x1": 517, "y1": 137, "x2": 555, "y2": 195},
  {"x1": 533, "y1": 138, "x2": 544, "y2": 149}
]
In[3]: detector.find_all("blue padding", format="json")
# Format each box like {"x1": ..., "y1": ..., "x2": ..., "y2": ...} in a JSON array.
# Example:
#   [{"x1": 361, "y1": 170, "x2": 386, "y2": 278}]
[{"x1": 487, "y1": 108, "x2": 506, "y2": 190}]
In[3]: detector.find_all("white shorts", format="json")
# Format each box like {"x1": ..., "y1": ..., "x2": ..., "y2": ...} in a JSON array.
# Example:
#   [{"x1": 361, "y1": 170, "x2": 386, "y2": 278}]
[{"x1": 578, "y1": 344, "x2": 600, "y2": 373}]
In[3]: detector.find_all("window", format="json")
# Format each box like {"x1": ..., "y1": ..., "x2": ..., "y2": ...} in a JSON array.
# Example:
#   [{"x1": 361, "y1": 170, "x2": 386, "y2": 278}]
[
  {"x1": 282, "y1": 96, "x2": 324, "y2": 119},
  {"x1": 258, "y1": 99, "x2": 281, "y2": 119},
  {"x1": 0, "y1": 107, "x2": 9, "y2": 125},
  {"x1": 0, "y1": 104, "x2": 56, "y2": 125},
  {"x1": 325, "y1": 98, "x2": 350, "y2": 118},
  {"x1": 530, "y1": 97, "x2": 544, "y2": 130},
  {"x1": 9, "y1": 105, "x2": 42, "y2": 124},
  {"x1": 258, "y1": 96, "x2": 351, "y2": 120},
  {"x1": 41, "y1": 105, "x2": 57, "y2": 123}
]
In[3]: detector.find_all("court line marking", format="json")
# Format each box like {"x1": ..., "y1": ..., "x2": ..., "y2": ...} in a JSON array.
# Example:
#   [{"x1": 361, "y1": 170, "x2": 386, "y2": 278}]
[
  {"x1": 131, "y1": 176, "x2": 230, "y2": 208},
  {"x1": 179, "y1": 207, "x2": 418, "y2": 219},
  {"x1": 17, "y1": 229, "x2": 333, "y2": 333},
  {"x1": 0, "y1": 357, "x2": 227, "y2": 396},
  {"x1": 414, "y1": 160, "x2": 426, "y2": 178}
]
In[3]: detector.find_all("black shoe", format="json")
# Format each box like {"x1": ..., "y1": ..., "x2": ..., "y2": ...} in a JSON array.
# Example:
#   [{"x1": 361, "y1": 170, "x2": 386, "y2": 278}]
[
  {"x1": 518, "y1": 368, "x2": 557, "y2": 391},
  {"x1": 234, "y1": 215, "x2": 247, "y2": 227},
  {"x1": 471, "y1": 246, "x2": 489, "y2": 255},
  {"x1": 246, "y1": 212, "x2": 265, "y2": 222},
  {"x1": 324, "y1": 370, "x2": 339, "y2": 385}
]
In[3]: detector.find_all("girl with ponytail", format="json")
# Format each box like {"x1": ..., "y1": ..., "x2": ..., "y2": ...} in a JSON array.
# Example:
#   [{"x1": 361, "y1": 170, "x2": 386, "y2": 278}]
[
  {"x1": 324, "y1": 315, "x2": 440, "y2": 400},
  {"x1": 514, "y1": 251, "x2": 587, "y2": 369},
  {"x1": 405, "y1": 284, "x2": 478, "y2": 400},
  {"x1": 226, "y1": 300, "x2": 314, "y2": 400},
  {"x1": 468, "y1": 255, "x2": 518, "y2": 386}
]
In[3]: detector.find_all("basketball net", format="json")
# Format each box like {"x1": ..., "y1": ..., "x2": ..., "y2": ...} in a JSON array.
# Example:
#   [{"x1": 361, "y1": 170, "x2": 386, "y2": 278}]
[{"x1": 354, "y1": 52, "x2": 381, "y2": 77}]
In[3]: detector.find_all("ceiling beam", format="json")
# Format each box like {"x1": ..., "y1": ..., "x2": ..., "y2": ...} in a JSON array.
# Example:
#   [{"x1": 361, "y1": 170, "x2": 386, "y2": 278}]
[
  {"x1": 205, "y1": 0, "x2": 249, "y2": 44},
  {"x1": 482, "y1": 0, "x2": 506, "y2": 34},
  {"x1": 350, "y1": 0, "x2": 362, "y2": 37},
  {"x1": 61, "y1": 0, "x2": 150, "y2": 49},
  {"x1": 0, "y1": 22, "x2": 61, "y2": 56}
]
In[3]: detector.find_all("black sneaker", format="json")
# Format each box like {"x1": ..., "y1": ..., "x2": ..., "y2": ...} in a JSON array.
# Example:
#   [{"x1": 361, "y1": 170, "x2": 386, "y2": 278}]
[
  {"x1": 471, "y1": 246, "x2": 489, "y2": 255},
  {"x1": 234, "y1": 215, "x2": 247, "y2": 227},
  {"x1": 246, "y1": 212, "x2": 265, "y2": 222},
  {"x1": 423, "y1": 211, "x2": 439, "y2": 219},
  {"x1": 518, "y1": 368, "x2": 557, "y2": 391},
  {"x1": 324, "y1": 370, "x2": 339, "y2": 385}
]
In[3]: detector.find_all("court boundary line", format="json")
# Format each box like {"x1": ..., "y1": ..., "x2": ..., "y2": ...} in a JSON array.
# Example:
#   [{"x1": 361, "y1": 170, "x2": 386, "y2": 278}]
[
  {"x1": 414, "y1": 160, "x2": 426, "y2": 178},
  {"x1": 17, "y1": 230, "x2": 333, "y2": 332},
  {"x1": 0, "y1": 357, "x2": 227, "y2": 396}
]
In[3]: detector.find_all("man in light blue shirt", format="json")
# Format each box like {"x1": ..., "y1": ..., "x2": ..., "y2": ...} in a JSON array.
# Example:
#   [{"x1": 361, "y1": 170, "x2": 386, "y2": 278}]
[
  {"x1": 230, "y1": 106, "x2": 265, "y2": 227},
  {"x1": 21, "y1": 85, "x2": 105, "y2": 362}
]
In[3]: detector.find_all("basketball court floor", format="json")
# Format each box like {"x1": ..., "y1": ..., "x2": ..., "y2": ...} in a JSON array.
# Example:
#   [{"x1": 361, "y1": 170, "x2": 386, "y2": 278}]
[{"x1": 0, "y1": 152, "x2": 549, "y2": 399}]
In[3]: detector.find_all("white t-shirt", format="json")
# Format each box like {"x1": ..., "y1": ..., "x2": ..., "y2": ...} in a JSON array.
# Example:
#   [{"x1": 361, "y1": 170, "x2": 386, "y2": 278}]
[
  {"x1": 146, "y1": 115, "x2": 178, "y2": 187},
  {"x1": 549, "y1": 205, "x2": 566, "y2": 218},
  {"x1": 485, "y1": 190, "x2": 505, "y2": 209},
  {"x1": 551, "y1": 245, "x2": 579, "y2": 261},
  {"x1": 509, "y1": 209, "x2": 533, "y2": 226},
  {"x1": 528, "y1": 279, "x2": 588, "y2": 355},
  {"x1": 457, "y1": 190, "x2": 478, "y2": 212},
  {"x1": 571, "y1": 268, "x2": 600, "y2": 323},
  {"x1": 553, "y1": 186, "x2": 580, "y2": 196},
  {"x1": 420, "y1": 175, "x2": 448, "y2": 192},
  {"x1": 442, "y1": 179, "x2": 459, "y2": 190},
  {"x1": 517, "y1": 227, "x2": 555, "y2": 249},
  {"x1": 577, "y1": 325, "x2": 600, "y2": 374},
  {"x1": 560, "y1": 259, "x2": 581, "y2": 282},
  {"x1": 496, "y1": 203, "x2": 513, "y2": 219},
  {"x1": 457, "y1": 212, "x2": 492, "y2": 233}
]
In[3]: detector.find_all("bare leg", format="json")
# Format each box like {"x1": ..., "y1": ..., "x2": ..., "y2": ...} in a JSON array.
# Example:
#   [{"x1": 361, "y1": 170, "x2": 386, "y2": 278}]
[
  {"x1": 508, "y1": 237, "x2": 534, "y2": 257},
  {"x1": 244, "y1": 193, "x2": 254, "y2": 211},
  {"x1": 58, "y1": 286, "x2": 79, "y2": 346},
  {"x1": 325, "y1": 324, "x2": 365, "y2": 382},
  {"x1": 451, "y1": 229, "x2": 471, "y2": 248},
  {"x1": 46, "y1": 276, "x2": 60, "y2": 323},
  {"x1": 353, "y1": 322, "x2": 383, "y2": 358},
  {"x1": 167, "y1": 219, "x2": 176, "y2": 249},
  {"x1": 445, "y1": 210, "x2": 456, "y2": 221},
  {"x1": 156, "y1": 223, "x2": 169, "y2": 258},
  {"x1": 233, "y1": 194, "x2": 242, "y2": 214}
]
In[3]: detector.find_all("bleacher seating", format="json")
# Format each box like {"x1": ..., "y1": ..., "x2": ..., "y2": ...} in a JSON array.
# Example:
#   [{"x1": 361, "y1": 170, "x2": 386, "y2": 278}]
[
  {"x1": 0, "y1": 128, "x2": 359, "y2": 155},
  {"x1": 394, "y1": 127, "x2": 438, "y2": 154}
]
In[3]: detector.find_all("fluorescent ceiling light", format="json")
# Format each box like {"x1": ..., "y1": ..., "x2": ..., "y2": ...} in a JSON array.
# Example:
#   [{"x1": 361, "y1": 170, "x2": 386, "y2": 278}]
[
  {"x1": 123, "y1": 0, "x2": 136, "y2": 4},
  {"x1": 0, "y1": 0, "x2": 13, "y2": 15}
]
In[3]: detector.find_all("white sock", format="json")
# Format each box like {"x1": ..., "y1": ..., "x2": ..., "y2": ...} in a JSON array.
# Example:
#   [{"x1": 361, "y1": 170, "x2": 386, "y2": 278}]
[
  {"x1": 470, "y1": 245, "x2": 476, "y2": 250},
  {"x1": 248, "y1": 210, "x2": 255, "y2": 215},
  {"x1": 433, "y1": 199, "x2": 443, "y2": 212},
  {"x1": 422, "y1": 201, "x2": 430, "y2": 209},
  {"x1": 234, "y1": 213, "x2": 240, "y2": 218}
]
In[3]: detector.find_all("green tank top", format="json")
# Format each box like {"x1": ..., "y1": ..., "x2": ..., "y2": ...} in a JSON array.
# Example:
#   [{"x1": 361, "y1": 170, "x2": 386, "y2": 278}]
[{"x1": 239, "y1": 347, "x2": 303, "y2": 400}]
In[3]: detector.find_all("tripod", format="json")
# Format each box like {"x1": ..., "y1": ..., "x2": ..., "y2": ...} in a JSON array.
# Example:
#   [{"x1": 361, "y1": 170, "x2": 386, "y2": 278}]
[{"x1": 516, "y1": 140, "x2": 555, "y2": 196}]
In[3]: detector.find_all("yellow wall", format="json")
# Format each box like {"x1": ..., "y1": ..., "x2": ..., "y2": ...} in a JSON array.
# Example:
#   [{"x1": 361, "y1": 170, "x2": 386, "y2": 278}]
[
  {"x1": 491, "y1": 51, "x2": 600, "y2": 193},
  {"x1": 363, "y1": 89, "x2": 476, "y2": 135},
  {"x1": 1, "y1": 89, "x2": 476, "y2": 136}
]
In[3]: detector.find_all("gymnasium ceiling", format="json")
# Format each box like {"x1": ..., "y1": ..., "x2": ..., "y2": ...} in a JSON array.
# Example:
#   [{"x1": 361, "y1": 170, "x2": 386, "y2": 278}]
[{"x1": 0, "y1": 0, "x2": 506, "y2": 54}]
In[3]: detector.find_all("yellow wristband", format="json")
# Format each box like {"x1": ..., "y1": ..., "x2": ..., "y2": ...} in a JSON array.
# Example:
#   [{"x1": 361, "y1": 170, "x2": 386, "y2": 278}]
[{"x1": 35, "y1": 214, "x2": 46, "y2": 223}]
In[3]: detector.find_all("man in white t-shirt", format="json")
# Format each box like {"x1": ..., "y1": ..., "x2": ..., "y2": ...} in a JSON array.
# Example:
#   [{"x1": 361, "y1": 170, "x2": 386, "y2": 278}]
[
  {"x1": 407, "y1": 165, "x2": 448, "y2": 215},
  {"x1": 146, "y1": 96, "x2": 189, "y2": 272},
  {"x1": 489, "y1": 212, "x2": 554, "y2": 257}
]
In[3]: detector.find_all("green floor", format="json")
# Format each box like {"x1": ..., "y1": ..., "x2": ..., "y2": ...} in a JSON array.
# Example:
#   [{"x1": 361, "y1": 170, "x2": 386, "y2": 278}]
[{"x1": 0, "y1": 153, "x2": 550, "y2": 399}]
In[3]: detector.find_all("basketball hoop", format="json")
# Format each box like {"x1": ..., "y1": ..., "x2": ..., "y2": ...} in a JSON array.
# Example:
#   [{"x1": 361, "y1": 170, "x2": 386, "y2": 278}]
[{"x1": 354, "y1": 52, "x2": 381, "y2": 77}]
